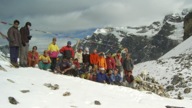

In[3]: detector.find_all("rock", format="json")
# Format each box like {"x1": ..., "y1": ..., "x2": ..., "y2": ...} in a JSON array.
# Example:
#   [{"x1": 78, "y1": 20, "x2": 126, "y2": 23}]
[
  {"x1": 184, "y1": 88, "x2": 191, "y2": 94},
  {"x1": 51, "y1": 84, "x2": 59, "y2": 90},
  {"x1": 20, "y1": 90, "x2": 30, "y2": 93},
  {"x1": 177, "y1": 92, "x2": 184, "y2": 100},
  {"x1": 171, "y1": 75, "x2": 183, "y2": 85},
  {"x1": 165, "y1": 105, "x2": 185, "y2": 108},
  {"x1": 166, "y1": 85, "x2": 174, "y2": 91},
  {"x1": 7, "y1": 79, "x2": 15, "y2": 83},
  {"x1": 44, "y1": 83, "x2": 59, "y2": 90},
  {"x1": 8, "y1": 97, "x2": 19, "y2": 105},
  {"x1": 94, "y1": 100, "x2": 101, "y2": 105},
  {"x1": 63, "y1": 92, "x2": 71, "y2": 96},
  {"x1": 44, "y1": 83, "x2": 52, "y2": 88}
]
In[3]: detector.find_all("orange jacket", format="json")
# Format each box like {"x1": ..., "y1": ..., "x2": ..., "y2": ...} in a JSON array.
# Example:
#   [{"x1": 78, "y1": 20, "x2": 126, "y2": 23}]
[
  {"x1": 98, "y1": 56, "x2": 107, "y2": 69},
  {"x1": 90, "y1": 53, "x2": 99, "y2": 65}
]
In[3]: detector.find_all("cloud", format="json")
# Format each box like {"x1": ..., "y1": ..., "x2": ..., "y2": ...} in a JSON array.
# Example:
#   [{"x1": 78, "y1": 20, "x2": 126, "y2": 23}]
[
  {"x1": 0, "y1": 0, "x2": 192, "y2": 33},
  {"x1": 0, "y1": 0, "x2": 192, "y2": 53}
]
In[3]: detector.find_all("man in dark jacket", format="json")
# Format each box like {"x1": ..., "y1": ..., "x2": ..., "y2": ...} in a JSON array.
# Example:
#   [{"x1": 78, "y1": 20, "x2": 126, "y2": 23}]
[
  {"x1": 122, "y1": 53, "x2": 134, "y2": 75},
  {"x1": 59, "y1": 41, "x2": 74, "y2": 60},
  {"x1": 20, "y1": 22, "x2": 32, "y2": 67},
  {"x1": 7, "y1": 20, "x2": 21, "y2": 68}
]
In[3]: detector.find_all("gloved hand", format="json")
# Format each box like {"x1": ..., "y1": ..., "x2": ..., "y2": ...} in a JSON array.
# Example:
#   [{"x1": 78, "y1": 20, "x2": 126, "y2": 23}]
[
  {"x1": 22, "y1": 42, "x2": 26, "y2": 46},
  {"x1": 28, "y1": 35, "x2": 32, "y2": 40}
]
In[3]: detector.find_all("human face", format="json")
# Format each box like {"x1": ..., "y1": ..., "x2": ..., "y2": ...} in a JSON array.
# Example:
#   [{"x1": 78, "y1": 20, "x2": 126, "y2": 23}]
[{"x1": 14, "y1": 23, "x2": 19, "y2": 28}]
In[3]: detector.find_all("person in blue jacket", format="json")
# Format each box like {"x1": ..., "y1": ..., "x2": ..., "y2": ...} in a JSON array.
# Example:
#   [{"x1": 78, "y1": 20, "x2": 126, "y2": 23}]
[
  {"x1": 96, "y1": 68, "x2": 109, "y2": 84},
  {"x1": 110, "y1": 69, "x2": 123, "y2": 85}
]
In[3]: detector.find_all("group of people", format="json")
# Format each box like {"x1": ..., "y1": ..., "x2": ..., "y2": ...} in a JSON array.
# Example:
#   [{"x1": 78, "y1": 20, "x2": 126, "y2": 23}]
[{"x1": 1, "y1": 20, "x2": 135, "y2": 88}]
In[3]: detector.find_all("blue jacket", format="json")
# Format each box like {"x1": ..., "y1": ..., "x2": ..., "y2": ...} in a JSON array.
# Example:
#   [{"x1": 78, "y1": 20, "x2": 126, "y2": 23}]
[
  {"x1": 96, "y1": 72, "x2": 109, "y2": 83},
  {"x1": 110, "y1": 73, "x2": 123, "y2": 83}
]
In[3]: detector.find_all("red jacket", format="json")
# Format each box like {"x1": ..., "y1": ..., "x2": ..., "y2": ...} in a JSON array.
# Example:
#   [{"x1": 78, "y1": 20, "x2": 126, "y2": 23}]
[
  {"x1": 90, "y1": 53, "x2": 99, "y2": 65},
  {"x1": 106, "y1": 57, "x2": 116, "y2": 70},
  {"x1": 59, "y1": 45, "x2": 74, "y2": 59}
]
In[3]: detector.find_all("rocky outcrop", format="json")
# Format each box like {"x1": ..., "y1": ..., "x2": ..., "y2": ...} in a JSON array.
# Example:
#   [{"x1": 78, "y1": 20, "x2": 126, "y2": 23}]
[{"x1": 78, "y1": 10, "x2": 190, "y2": 64}]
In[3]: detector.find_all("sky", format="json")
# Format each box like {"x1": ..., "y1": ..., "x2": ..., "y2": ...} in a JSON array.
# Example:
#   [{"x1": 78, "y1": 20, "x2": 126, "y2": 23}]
[{"x1": 0, "y1": 0, "x2": 192, "y2": 52}]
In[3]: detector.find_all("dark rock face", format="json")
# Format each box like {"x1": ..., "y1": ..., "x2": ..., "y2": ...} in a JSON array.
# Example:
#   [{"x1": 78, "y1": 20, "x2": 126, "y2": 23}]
[
  {"x1": 183, "y1": 11, "x2": 192, "y2": 40},
  {"x1": 171, "y1": 75, "x2": 183, "y2": 85}
]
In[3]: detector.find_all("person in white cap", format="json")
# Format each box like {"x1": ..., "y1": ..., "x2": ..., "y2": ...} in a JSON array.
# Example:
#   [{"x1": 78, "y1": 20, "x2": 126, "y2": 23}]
[
  {"x1": 83, "y1": 47, "x2": 90, "y2": 65},
  {"x1": 96, "y1": 67, "x2": 109, "y2": 84},
  {"x1": 74, "y1": 46, "x2": 83, "y2": 65}
]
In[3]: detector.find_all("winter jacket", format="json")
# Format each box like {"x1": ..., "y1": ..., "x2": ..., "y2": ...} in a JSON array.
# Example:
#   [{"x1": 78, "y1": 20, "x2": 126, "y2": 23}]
[
  {"x1": 98, "y1": 56, "x2": 107, "y2": 69},
  {"x1": 110, "y1": 73, "x2": 123, "y2": 83},
  {"x1": 7, "y1": 26, "x2": 21, "y2": 47},
  {"x1": 122, "y1": 58, "x2": 134, "y2": 71},
  {"x1": 106, "y1": 57, "x2": 116, "y2": 70},
  {"x1": 48, "y1": 43, "x2": 59, "y2": 58},
  {"x1": 114, "y1": 55, "x2": 122, "y2": 66},
  {"x1": 96, "y1": 72, "x2": 109, "y2": 83},
  {"x1": 27, "y1": 51, "x2": 39, "y2": 62},
  {"x1": 20, "y1": 26, "x2": 30, "y2": 44},
  {"x1": 59, "y1": 45, "x2": 74, "y2": 59},
  {"x1": 73, "y1": 61, "x2": 80, "y2": 69},
  {"x1": 39, "y1": 55, "x2": 51, "y2": 64},
  {"x1": 74, "y1": 51, "x2": 83, "y2": 63},
  {"x1": 90, "y1": 53, "x2": 99, "y2": 65},
  {"x1": 83, "y1": 53, "x2": 90, "y2": 64},
  {"x1": 123, "y1": 75, "x2": 134, "y2": 83}
]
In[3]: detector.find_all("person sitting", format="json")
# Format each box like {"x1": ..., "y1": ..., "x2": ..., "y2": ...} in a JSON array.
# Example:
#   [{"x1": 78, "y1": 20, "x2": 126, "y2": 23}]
[
  {"x1": 110, "y1": 69, "x2": 123, "y2": 85},
  {"x1": 27, "y1": 46, "x2": 39, "y2": 67},
  {"x1": 38, "y1": 50, "x2": 51, "y2": 70},
  {"x1": 96, "y1": 68, "x2": 109, "y2": 84},
  {"x1": 122, "y1": 71, "x2": 134, "y2": 88}
]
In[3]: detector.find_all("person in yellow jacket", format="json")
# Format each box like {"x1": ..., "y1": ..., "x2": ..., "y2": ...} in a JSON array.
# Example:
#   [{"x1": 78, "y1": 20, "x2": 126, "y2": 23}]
[
  {"x1": 38, "y1": 50, "x2": 51, "y2": 70},
  {"x1": 47, "y1": 37, "x2": 59, "y2": 72},
  {"x1": 98, "y1": 53, "x2": 107, "y2": 70}
]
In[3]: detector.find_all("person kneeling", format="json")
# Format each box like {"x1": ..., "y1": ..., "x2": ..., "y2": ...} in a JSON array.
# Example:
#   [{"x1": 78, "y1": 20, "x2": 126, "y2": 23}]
[
  {"x1": 55, "y1": 58, "x2": 76, "y2": 76},
  {"x1": 38, "y1": 50, "x2": 51, "y2": 70}
]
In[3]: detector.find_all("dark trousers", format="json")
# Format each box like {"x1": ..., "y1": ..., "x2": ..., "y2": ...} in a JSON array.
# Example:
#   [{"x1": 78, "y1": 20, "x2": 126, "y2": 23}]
[
  {"x1": 50, "y1": 58, "x2": 57, "y2": 71},
  {"x1": 10, "y1": 46, "x2": 19, "y2": 63}
]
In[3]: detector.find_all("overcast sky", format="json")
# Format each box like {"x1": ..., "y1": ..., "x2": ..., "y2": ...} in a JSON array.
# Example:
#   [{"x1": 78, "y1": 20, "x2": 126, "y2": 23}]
[
  {"x1": 0, "y1": 0, "x2": 192, "y2": 53},
  {"x1": 0, "y1": 0, "x2": 192, "y2": 33}
]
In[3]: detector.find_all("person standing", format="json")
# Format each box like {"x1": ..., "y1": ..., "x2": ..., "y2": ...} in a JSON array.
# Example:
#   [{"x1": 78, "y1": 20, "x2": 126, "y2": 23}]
[
  {"x1": 47, "y1": 37, "x2": 59, "y2": 72},
  {"x1": 59, "y1": 41, "x2": 74, "y2": 60},
  {"x1": 20, "y1": 22, "x2": 32, "y2": 67},
  {"x1": 122, "y1": 53, "x2": 134, "y2": 76},
  {"x1": 7, "y1": 20, "x2": 21, "y2": 68},
  {"x1": 74, "y1": 47, "x2": 83, "y2": 65},
  {"x1": 106, "y1": 52, "x2": 116, "y2": 73},
  {"x1": 90, "y1": 49, "x2": 99, "y2": 71}
]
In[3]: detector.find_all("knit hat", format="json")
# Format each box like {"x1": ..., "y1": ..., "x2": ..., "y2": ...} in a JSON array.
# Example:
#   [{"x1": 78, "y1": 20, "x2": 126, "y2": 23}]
[
  {"x1": 67, "y1": 41, "x2": 71, "y2": 45},
  {"x1": 99, "y1": 67, "x2": 105, "y2": 71}
]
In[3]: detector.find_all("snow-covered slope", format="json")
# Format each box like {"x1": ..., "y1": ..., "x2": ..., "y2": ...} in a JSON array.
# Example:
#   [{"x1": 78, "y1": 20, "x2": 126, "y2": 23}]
[
  {"x1": 1, "y1": 56, "x2": 192, "y2": 108},
  {"x1": 160, "y1": 35, "x2": 192, "y2": 59},
  {"x1": 134, "y1": 35, "x2": 192, "y2": 99}
]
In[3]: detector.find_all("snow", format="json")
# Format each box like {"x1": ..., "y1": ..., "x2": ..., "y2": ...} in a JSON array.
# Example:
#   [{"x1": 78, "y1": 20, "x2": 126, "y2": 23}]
[
  {"x1": 160, "y1": 35, "x2": 192, "y2": 59},
  {"x1": 1, "y1": 57, "x2": 192, "y2": 108},
  {"x1": 134, "y1": 34, "x2": 192, "y2": 99},
  {"x1": 167, "y1": 21, "x2": 184, "y2": 41}
]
